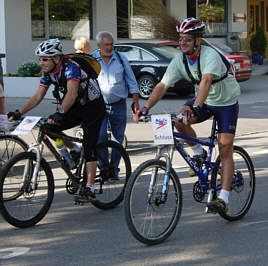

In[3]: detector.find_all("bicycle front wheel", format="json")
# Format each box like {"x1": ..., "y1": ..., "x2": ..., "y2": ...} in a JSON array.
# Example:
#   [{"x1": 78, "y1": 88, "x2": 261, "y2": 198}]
[
  {"x1": 91, "y1": 140, "x2": 131, "y2": 210},
  {"x1": 0, "y1": 152, "x2": 54, "y2": 228},
  {"x1": 0, "y1": 135, "x2": 28, "y2": 167},
  {"x1": 124, "y1": 159, "x2": 182, "y2": 245},
  {"x1": 211, "y1": 145, "x2": 255, "y2": 221}
]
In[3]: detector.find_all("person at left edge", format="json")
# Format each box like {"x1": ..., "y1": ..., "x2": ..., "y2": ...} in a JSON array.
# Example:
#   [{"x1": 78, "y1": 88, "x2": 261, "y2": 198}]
[{"x1": 7, "y1": 38, "x2": 106, "y2": 203}]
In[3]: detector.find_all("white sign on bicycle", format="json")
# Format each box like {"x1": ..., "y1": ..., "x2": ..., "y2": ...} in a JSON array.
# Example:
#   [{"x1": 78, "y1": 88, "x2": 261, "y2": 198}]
[
  {"x1": 151, "y1": 114, "x2": 174, "y2": 145},
  {"x1": 11, "y1": 116, "x2": 41, "y2": 135}
]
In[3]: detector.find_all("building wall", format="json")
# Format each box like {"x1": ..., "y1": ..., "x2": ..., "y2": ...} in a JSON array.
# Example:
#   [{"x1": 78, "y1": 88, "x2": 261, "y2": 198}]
[
  {"x1": 228, "y1": 0, "x2": 247, "y2": 32},
  {"x1": 1, "y1": 0, "x2": 248, "y2": 75}
]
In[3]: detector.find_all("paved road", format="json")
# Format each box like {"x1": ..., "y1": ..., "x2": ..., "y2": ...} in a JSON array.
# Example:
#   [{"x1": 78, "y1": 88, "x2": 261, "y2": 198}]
[{"x1": 1, "y1": 75, "x2": 268, "y2": 265}]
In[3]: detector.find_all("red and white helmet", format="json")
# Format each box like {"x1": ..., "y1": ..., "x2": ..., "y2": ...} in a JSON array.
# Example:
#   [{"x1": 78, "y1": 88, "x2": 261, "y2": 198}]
[{"x1": 176, "y1": 17, "x2": 206, "y2": 37}]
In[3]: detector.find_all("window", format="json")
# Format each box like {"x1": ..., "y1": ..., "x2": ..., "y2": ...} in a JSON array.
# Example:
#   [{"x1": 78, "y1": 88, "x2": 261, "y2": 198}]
[
  {"x1": 117, "y1": 0, "x2": 166, "y2": 39},
  {"x1": 250, "y1": 5, "x2": 255, "y2": 32},
  {"x1": 31, "y1": 0, "x2": 91, "y2": 40},
  {"x1": 197, "y1": 0, "x2": 227, "y2": 36},
  {"x1": 115, "y1": 46, "x2": 142, "y2": 61}
]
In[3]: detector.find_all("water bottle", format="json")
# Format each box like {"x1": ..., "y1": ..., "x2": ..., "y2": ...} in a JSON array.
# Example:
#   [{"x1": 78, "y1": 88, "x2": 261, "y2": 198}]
[{"x1": 55, "y1": 138, "x2": 75, "y2": 169}]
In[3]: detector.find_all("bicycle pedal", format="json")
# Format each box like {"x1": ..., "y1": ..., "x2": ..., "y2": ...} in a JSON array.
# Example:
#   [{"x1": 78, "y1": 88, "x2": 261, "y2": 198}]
[{"x1": 205, "y1": 206, "x2": 217, "y2": 214}]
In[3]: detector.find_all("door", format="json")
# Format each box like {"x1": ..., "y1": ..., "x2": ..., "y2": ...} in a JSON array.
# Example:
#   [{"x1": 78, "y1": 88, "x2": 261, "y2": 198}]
[{"x1": 247, "y1": 0, "x2": 268, "y2": 57}]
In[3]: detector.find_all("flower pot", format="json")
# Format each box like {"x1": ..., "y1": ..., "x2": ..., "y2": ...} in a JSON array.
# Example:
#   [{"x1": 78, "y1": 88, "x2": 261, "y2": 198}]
[{"x1": 252, "y1": 53, "x2": 263, "y2": 65}]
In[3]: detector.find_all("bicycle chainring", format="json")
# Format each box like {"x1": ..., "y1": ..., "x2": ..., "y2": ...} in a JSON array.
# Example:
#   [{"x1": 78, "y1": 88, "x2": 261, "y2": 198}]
[
  {"x1": 66, "y1": 177, "x2": 80, "y2": 194},
  {"x1": 193, "y1": 181, "x2": 205, "y2": 202}
]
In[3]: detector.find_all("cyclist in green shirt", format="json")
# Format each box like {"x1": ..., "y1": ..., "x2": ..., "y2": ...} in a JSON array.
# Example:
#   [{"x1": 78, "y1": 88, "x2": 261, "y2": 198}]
[{"x1": 139, "y1": 17, "x2": 240, "y2": 214}]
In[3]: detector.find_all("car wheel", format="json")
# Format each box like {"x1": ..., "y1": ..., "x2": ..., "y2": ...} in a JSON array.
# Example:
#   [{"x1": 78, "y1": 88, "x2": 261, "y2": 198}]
[{"x1": 137, "y1": 75, "x2": 156, "y2": 99}]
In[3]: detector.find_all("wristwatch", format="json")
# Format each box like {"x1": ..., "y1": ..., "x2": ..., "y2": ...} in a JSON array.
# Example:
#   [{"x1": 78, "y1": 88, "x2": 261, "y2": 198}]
[
  {"x1": 58, "y1": 107, "x2": 64, "y2": 114},
  {"x1": 192, "y1": 104, "x2": 201, "y2": 110}
]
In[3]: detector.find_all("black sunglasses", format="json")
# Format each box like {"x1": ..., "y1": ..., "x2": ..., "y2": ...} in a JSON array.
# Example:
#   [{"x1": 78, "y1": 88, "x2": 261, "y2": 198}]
[
  {"x1": 178, "y1": 36, "x2": 194, "y2": 43},
  {"x1": 39, "y1": 57, "x2": 53, "y2": 62}
]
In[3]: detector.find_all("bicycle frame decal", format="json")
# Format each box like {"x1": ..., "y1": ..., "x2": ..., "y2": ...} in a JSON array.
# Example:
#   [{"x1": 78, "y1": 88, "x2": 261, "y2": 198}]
[{"x1": 152, "y1": 114, "x2": 174, "y2": 145}]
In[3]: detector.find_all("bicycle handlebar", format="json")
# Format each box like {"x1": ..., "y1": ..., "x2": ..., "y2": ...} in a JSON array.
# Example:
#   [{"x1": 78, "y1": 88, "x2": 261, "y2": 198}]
[{"x1": 138, "y1": 113, "x2": 184, "y2": 123}]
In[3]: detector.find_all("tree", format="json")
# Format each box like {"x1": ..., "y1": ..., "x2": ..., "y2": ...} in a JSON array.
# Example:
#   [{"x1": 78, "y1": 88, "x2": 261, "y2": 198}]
[{"x1": 250, "y1": 27, "x2": 267, "y2": 55}]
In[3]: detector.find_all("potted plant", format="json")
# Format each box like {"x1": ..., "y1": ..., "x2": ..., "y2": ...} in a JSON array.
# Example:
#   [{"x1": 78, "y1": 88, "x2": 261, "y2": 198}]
[{"x1": 250, "y1": 27, "x2": 267, "y2": 65}]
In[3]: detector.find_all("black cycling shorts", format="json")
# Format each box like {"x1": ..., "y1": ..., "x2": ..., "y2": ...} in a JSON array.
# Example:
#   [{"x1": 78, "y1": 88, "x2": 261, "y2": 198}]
[{"x1": 45, "y1": 97, "x2": 105, "y2": 162}]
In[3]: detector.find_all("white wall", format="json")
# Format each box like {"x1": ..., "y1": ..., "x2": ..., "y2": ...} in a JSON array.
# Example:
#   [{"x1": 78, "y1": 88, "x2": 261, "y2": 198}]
[
  {"x1": 4, "y1": 0, "x2": 33, "y2": 74},
  {"x1": 167, "y1": 0, "x2": 187, "y2": 20},
  {"x1": 228, "y1": 0, "x2": 247, "y2": 32},
  {"x1": 0, "y1": 0, "x2": 6, "y2": 73}
]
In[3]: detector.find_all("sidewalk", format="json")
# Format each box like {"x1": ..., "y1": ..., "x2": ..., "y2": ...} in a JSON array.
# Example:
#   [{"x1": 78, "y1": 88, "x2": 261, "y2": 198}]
[{"x1": 250, "y1": 58, "x2": 268, "y2": 76}]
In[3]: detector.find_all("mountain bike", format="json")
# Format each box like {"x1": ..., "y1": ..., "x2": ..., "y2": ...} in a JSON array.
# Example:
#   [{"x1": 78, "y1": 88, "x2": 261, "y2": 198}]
[
  {"x1": 124, "y1": 113, "x2": 255, "y2": 245},
  {"x1": 0, "y1": 117, "x2": 131, "y2": 228}
]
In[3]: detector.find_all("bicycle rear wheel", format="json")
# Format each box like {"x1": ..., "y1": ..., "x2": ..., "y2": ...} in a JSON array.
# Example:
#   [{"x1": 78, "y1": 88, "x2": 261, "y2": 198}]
[
  {"x1": 0, "y1": 135, "x2": 28, "y2": 167},
  {"x1": 124, "y1": 159, "x2": 182, "y2": 245},
  {"x1": 0, "y1": 152, "x2": 54, "y2": 228},
  {"x1": 211, "y1": 145, "x2": 255, "y2": 221},
  {"x1": 91, "y1": 140, "x2": 131, "y2": 210}
]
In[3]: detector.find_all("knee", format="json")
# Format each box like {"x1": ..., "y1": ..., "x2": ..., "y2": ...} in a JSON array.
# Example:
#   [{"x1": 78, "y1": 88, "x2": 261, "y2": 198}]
[
  {"x1": 174, "y1": 121, "x2": 190, "y2": 133},
  {"x1": 218, "y1": 142, "x2": 233, "y2": 159}
]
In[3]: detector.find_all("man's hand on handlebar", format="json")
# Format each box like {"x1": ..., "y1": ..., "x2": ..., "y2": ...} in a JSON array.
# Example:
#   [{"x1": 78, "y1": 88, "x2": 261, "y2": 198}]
[
  {"x1": 48, "y1": 112, "x2": 64, "y2": 125},
  {"x1": 6, "y1": 110, "x2": 22, "y2": 121},
  {"x1": 177, "y1": 105, "x2": 200, "y2": 125}
]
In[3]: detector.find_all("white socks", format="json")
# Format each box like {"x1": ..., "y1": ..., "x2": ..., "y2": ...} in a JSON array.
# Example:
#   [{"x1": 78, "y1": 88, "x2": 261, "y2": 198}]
[
  {"x1": 219, "y1": 189, "x2": 229, "y2": 204},
  {"x1": 86, "y1": 184, "x2": 95, "y2": 192},
  {"x1": 191, "y1": 143, "x2": 203, "y2": 156}
]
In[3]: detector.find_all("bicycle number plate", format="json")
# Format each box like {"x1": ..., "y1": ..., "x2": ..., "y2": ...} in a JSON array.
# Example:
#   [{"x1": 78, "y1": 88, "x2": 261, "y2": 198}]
[
  {"x1": 151, "y1": 114, "x2": 174, "y2": 145},
  {"x1": 11, "y1": 116, "x2": 41, "y2": 135}
]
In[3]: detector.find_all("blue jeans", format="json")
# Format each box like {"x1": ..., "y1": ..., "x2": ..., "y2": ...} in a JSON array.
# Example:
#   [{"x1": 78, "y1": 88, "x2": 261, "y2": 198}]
[{"x1": 98, "y1": 100, "x2": 127, "y2": 173}]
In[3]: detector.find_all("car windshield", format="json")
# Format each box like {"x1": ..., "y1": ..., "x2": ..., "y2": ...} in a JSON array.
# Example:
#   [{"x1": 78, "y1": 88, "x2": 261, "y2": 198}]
[{"x1": 152, "y1": 45, "x2": 181, "y2": 59}]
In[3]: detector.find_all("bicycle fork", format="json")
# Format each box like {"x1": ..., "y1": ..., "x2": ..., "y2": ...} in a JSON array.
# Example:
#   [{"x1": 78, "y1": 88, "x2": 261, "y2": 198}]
[
  {"x1": 148, "y1": 146, "x2": 174, "y2": 204},
  {"x1": 21, "y1": 143, "x2": 43, "y2": 191}
]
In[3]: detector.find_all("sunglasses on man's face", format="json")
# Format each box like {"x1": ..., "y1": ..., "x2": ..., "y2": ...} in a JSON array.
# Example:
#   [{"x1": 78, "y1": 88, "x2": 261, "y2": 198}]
[
  {"x1": 178, "y1": 36, "x2": 194, "y2": 43},
  {"x1": 39, "y1": 57, "x2": 53, "y2": 62}
]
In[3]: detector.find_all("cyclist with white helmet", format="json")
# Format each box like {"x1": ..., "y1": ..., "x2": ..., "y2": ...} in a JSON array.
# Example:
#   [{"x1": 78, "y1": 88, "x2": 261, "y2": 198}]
[
  {"x1": 139, "y1": 17, "x2": 241, "y2": 215},
  {"x1": 7, "y1": 38, "x2": 105, "y2": 203}
]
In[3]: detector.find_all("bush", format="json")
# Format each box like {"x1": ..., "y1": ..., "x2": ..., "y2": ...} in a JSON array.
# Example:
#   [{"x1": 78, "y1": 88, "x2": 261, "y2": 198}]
[
  {"x1": 17, "y1": 62, "x2": 41, "y2": 77},
  {"x1": 250, "y1": 27, "x2": 267, "y2": 55}
]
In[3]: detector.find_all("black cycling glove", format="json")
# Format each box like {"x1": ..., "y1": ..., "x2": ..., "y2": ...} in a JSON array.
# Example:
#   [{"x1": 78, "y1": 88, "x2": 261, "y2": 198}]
[
  {"x1": 190, "y1": 104, "x2": 201, "y2": 119},
  {"x1": 48, "y1": 112, "x2": 64, "y2": 125},
  {"x1": 6, "y1": 110, "x2": 21, "y2": 120}
]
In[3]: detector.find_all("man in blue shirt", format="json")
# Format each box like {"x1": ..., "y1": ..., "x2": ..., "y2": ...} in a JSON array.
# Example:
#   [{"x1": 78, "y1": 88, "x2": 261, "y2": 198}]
[{"x1": 93, "y1": 31, "x2": 140, "y2": 175}]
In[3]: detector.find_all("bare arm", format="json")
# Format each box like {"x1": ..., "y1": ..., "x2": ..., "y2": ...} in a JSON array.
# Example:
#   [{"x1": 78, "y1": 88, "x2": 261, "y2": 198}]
[
  {"x1": 0, "y1": 97, "x2": 4, "y2": 114},
  {"x1": 194, "y1": 73, "x2": 213, "y2": 107},
  {"x1": 60, "y1": 79, "x2": 79, "y2": 112},
  {"x1": 19, "y1": 85, "x2": 48, "y2": 115},
  {"x1": 144, "y1": 82, "x2": 168, "y2": 110}
]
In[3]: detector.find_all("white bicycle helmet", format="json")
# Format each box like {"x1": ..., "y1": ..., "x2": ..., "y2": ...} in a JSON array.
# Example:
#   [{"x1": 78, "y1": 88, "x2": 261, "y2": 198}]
[
  {"x1": 176, "y1": 17, "x2": 206, "y2": 37},
  {"x1": 35, "y1": 38, "x2": 63, "y2": 56}
]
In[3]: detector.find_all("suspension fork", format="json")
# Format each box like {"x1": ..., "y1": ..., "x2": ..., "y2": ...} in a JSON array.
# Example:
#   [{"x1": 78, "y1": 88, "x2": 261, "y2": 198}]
[
  {"x1": 21, "y1": 143, "x2": 44, "y2": 190},
  {"x1": 148, "y1": 145, "x2": 174, "y2": 200}
]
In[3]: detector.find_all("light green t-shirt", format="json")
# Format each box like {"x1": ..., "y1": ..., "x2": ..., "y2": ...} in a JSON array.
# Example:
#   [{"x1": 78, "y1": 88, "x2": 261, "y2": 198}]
[{"x1": 161, "y1": 45, "x2": 240, "y2": 106}]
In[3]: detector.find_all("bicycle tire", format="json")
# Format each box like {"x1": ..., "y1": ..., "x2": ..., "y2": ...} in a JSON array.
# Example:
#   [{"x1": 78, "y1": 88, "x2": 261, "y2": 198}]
[
  {"x1": 91, "y1": 140, "x2": 131, "y2": 210},
  {"x1": 0, "y1": 134, "x2": 28, "y2": 167},
  {"x1": 210, "y1": 145, "x2": 255, "y2": 221},
  {"x1": 124, "y1": 159, "x2": 182, "y2": 245},
  {"x1": 0, "y1": 152, "x2": 55, "y2": 228}
]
